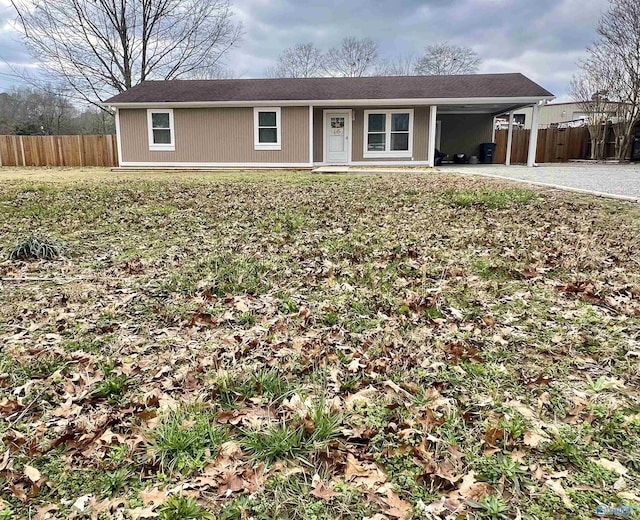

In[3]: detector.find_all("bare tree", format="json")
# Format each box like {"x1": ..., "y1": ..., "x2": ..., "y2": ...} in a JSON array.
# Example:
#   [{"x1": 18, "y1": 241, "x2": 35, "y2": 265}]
[
  {"x1": 579, "y1": 0, "x2": 640, "y2": 161},
  {"x1": 374, "y1": 54, "x2": 417, "y2": 76},
  {"x1": 0, "y1": 85, "x2": 116, "y2": 134},
  {"x1": 266, "y1": 43, "x2": 325, "y2": 78},
  {"x1": 414, "y1": 43, "x2": 481, "y2": 75},
  {"x1": 569, "y1": 71, "x2": 613, "y2": 160},
  {"x1": 324, "y1": 37, "x2": 378, "y2": 77},
  {"x1": 187, "y1": 64, "x2": 241, "y2": 80},
  {"x1": 11, "y1": 0, "x2": 243, "y2": 108}
]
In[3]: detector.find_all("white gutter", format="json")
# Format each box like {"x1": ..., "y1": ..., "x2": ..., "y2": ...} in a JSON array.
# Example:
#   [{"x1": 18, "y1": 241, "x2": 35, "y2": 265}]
[{"x1": 104, "y1": 96, "x2": 555, "y2": 109}]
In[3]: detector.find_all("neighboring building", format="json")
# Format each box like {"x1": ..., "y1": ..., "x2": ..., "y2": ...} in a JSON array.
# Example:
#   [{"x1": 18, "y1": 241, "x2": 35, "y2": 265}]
[
  {"x1": 507, "y1": 102, "x2": 588, "y2": 129},
  {"x1": 105, "y1": 73, "x2": 553, "y2": 169}
]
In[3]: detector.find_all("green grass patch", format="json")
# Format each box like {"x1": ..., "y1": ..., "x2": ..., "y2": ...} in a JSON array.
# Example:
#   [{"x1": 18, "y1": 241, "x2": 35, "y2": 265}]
[{"x1": 147, "y1": 405, "x2": 229, "y2": 474}]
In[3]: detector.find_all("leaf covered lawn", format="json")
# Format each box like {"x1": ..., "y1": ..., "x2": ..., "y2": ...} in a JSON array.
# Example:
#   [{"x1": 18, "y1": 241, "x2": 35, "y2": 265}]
[{"x1": 0, "y1": 168, "x2": 639, "y2": 519}]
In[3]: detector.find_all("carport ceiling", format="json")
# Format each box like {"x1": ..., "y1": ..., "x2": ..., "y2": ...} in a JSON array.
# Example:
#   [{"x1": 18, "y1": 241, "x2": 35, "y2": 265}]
[{"x1": 437, "y1": 103, "x2": 532, "y2": 115}]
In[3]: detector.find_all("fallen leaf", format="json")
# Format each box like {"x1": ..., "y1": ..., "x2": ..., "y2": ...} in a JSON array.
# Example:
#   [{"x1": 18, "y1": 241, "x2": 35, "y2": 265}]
[
  {"x1": 72, "y1": 494, "x2": 92, "y2": 512},
  {"x1": 33, "y1": 504, "x2": 58, "y2": 520},
  {"x1": 345, "y1": 453, "x2": 369, "y2": 480},
  {"x1": 523, "y1": 430, "x2": 547, "y2": 448},
  {"x1": 139, "y1": 487, "x2": 168, "y2": 506},
  {"x1": 590, "y1": 458, "x2": 628, "y2": 476},
  {"x1": 456, "y1": 471, "x2": 493, "y2": 502},
  {"x1": 545, "y1": 479, "x2": 573, "y2": 509},
  {"x1": 24, "y1": 465, "x2": 41, "y2": 483},
  {"x1": 383, "y1": 490, "x2": 412, "y2": 519},
  {"x1": 618, "y1": 491, "x2": 640, "y2": 502},
  {"x1": 127, "y1": 506, "x2": 158, "y2": 519},
  {"x1": 310, "y1": 474, "x2": 337, "y2": 500}
]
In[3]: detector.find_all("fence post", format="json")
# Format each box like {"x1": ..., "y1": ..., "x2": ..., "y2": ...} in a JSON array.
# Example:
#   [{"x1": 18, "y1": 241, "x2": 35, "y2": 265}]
[
  {"x1": 57, "y1": 137, "x2": 63, "y2": 166},
  {"x1": 19, "y1": 136, "x2": 26, "y2": 166},
  {"x1": 78, "y1": 135, "x2": 83, "y2": 167},
  {"x1": 505, "y1": 112, "x2": 514, "y2": 165}
]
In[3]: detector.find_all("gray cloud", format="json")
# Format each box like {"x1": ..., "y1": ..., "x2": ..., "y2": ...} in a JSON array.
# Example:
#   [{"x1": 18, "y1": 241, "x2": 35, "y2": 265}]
[
  {"x1": 230, "y1": 0, "x2": 608, "y2": 99},
  {"x1": 0, "y1": 0, "x2": 608, "y2": 99},
  {"x1": 0, "y1": 2, "x2": 36, "y2": 89}
]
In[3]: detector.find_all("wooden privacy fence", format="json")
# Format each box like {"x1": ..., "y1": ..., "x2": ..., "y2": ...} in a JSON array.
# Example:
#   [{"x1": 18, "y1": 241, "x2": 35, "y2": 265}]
[
  {"x1": 494, "y1": 126, "x2": 590, "y2": 164},
  {"x1": 0, "y1": 128, "x2": 591, "y2": 167},
  {"x1": 0, "y1": 135, "x2": 118, "y2": 167}
]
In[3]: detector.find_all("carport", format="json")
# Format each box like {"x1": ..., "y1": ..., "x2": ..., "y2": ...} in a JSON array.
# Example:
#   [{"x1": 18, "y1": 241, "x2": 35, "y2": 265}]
[{"x1": 429, "y1": 101, "x2": 542, "y2": 167}]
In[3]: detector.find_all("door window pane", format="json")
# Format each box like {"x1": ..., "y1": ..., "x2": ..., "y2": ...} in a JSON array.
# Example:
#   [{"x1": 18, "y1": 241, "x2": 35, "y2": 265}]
[
  {"x1": 367, "y1": 133, "x2": 386, "y2": 151},
  {"x1": 152, "y1": 113, "x2": 170, "y2": 129},
  {"x1": 368, "y1": 113, "x2": 386, "y2": 132},
  {"x1": 259, "y1": 127, "x2": 278, "y2": 143},
  {"x1": 390, "y1": 132, "x2": 409, "y2": 151},
  {"x1": 258, "y1": 111, "x2": 276, "y2": 127},
  {"x1": 391, "y1": 113, "x2": 409, "y2": 132}
]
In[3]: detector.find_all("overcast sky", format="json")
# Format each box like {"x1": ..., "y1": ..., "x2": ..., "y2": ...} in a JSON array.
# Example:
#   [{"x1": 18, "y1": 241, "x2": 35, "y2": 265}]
[{"x1": 0, "y1": 0, "x2": 608, "y2": 101}]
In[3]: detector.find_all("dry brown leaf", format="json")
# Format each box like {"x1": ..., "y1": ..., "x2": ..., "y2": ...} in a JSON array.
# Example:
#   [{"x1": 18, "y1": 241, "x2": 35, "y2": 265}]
[
  {"x1": 523, "y1": 430, "x2": 546, "y2": 448},
  {"x1": 455, "y1": 471, "x2": 493, "y2": 502},
  {"x1": 139, "y1": 487, "x2": 168, "y2": 506},
  {"x1": 383, "y1": 490, "x2": 412, "y2": 519},
  {"x1": 618, "y1": 491, "x2": 640, "y2": 502},
  {"x1": 310, "y1": 474, "x2": 337, "y2": 500},
  {"x1": 545, "y1": 479, "x2": 573, "y2": 509},
  {"x1": 345, "y1": 453, "x2": 370, "y2": 480},
  {"x1": 590, "y1": 458, "x2": 628, "y2": 476},
  {"x1": 24, "y1": 464, "x2": 42, "y2": 483},
  {"x1": 33, "y1": 504, "x2": 58, "y2": 520},
  {"x1": 127, "y1": 506, "x2": 159, "y2": 519}
]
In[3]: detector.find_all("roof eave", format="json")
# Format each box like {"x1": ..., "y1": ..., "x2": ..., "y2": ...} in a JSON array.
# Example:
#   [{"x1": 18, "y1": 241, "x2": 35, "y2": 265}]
[{"x1": 103, "y1": 95, "x2": 555, "y2": 109}]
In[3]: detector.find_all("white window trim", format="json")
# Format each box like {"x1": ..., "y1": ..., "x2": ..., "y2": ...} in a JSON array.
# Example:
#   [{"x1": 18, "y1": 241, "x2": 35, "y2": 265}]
[
  {"x1": 363, "y1": 109, "x2": 413, "y2": 158},
  {"x1": 147, "y1": 109, "x2": 175, "y2": 151},
  {"x1": 254, "y1": 107, "x2": 281, "y2": 151}
]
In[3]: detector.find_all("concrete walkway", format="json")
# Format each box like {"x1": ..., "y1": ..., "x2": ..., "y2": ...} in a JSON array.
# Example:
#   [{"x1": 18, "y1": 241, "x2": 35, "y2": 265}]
[{"x1": 442, "y1": 163, "x2": 640, "y2": 202}]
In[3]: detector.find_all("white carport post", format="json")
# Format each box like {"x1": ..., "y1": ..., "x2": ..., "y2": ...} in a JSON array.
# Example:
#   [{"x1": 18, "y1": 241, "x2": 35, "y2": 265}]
[
  {"x1": 527, "y1": 102, "x2": 540, "y2": 167},
  {"x1": 505, "y1": 111, "x2": 514, "y2": 165},
  {"x1": 428, "y1": 105, "x2": 438, "y2": 167}
]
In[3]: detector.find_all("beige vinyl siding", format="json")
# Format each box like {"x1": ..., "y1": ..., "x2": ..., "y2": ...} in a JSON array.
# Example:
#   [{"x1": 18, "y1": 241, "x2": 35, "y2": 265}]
[
  {"x1": 312, "y1": 106, "x2": 430, "y2": 163},
  {"x1": 119, "y1": 106, "x2": 309, "y2": 164},
  {"x1": 438, "y1": 114, "x2": 493, "y2": 158}
]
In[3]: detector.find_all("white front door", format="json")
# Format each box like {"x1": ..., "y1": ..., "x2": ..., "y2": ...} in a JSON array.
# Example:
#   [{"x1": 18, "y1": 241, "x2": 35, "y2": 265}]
[{"x1": 325, "y1": 112, "x2": 350, "y2": 164}]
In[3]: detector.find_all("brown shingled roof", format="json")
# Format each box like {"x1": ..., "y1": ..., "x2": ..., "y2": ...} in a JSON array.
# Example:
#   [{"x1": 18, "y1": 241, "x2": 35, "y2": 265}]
[{"x1": 104, "y1": 73, "x2": 553, "y2": 104}]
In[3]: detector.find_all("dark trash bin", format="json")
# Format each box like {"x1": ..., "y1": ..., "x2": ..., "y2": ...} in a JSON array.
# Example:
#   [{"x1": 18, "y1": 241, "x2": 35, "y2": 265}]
[
  {"x1": 479, "y1": 143, "x2": 496, "y2": 164},
  {"x1": 631, "y1": 137, "x2": 640, "y2": 162}
]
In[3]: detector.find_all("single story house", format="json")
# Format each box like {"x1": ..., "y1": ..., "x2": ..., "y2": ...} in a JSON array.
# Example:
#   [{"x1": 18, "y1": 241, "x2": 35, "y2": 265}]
[{"x1": 104, "y1": 73, "x2": 554, "y2": 169}]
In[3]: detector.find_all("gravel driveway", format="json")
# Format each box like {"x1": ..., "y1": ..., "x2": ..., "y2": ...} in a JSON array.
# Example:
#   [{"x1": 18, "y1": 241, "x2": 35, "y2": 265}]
[{"x1": 443, "y1": 163, "x2": 640, "y2": 201}]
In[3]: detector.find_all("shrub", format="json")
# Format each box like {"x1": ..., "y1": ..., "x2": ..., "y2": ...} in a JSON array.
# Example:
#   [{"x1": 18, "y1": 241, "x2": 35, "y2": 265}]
[{"x1": 7, "y1": 236, "x2": 65, "y2": 260}]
